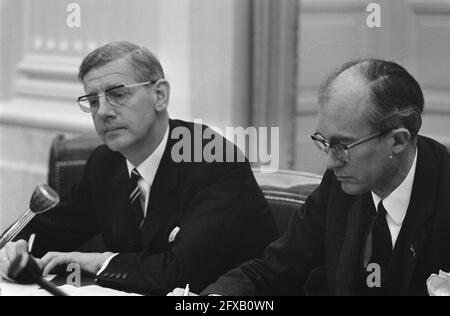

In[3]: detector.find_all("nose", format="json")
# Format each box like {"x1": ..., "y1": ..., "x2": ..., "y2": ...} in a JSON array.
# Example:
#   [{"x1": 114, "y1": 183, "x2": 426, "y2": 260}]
[
  {"x1": 325, "y1": 151, "x2": 345, "y2": 170},
  {"x1": 95, "y1": 96, "x2": 116, "y2": 119}
]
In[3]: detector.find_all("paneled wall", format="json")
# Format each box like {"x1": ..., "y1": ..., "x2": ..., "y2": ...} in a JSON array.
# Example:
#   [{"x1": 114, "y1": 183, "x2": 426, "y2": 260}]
[
  {"x1": 0, "y1": 0, "x2": 251, "y2": 230},
  {"x1": 408, "y1": 0, "x2": 450, "y2": 143},
  {"x1": 295, "y1": 0, "x2": 450, "y2": 173}
]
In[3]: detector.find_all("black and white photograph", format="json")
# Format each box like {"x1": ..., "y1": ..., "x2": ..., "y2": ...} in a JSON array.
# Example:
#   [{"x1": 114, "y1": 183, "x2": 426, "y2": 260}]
[{"x1": 0, "y1": 0, "x2": 449, "y2": 300}]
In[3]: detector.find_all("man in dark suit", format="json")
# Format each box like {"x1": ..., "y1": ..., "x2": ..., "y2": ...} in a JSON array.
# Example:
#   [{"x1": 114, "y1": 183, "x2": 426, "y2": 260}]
[
  {"x1": 171, "y1": 59, "x2": 450, "y2": 296},
  {"x1": 0, "y1": 41, "x2": 278, "y2": 295}
]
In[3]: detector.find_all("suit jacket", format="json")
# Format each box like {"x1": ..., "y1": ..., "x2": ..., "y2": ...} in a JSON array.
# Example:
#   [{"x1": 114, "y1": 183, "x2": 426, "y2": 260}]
[
  {"x1": 202, "y1": 135, "x2": 450, "y2": 296},
  {"x1": 17, "y1": 119, "x2": 279, "y2": 295}
]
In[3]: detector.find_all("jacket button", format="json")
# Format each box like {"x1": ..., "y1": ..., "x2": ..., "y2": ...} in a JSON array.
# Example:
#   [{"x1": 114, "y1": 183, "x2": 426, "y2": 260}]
[
  {"x1": 115, "y1": 273, "x2": 122, "y2": 279},
  {"x1": 103, "y1": 273, "x2": 109, "y2": 278},
  {"x1": 122, "y1": 274, "x2": 128, "y2": 280},
  {"x1": 109, "y1": 273, "x2": 116, "y2": 278}
]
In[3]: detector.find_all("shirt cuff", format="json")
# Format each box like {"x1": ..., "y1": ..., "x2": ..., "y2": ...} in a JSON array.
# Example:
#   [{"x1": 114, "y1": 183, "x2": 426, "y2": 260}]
[{"x1": 97, "y1": 253, "x2": 119, "y2": 276}]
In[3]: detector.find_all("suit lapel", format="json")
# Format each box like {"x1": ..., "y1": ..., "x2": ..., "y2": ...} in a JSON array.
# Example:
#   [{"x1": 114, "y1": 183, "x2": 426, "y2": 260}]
[
  {"x1": 391, "y1": 138, "x2": 438, "y2": 294},
  {"x1": 141, "y1": 120, "x2": 180, "y2": 249},
  {"x1": 335, "y1": 194, "x2": 369, "y2": 296},
  {"x1": 141, "y1": 160, "x2": 179, "y2": 249}
]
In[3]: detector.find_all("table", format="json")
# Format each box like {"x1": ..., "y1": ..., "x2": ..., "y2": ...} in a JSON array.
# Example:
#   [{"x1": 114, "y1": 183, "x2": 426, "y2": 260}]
[{"x1": 0, "y1": 275, "x2": 141, "y2": 296}]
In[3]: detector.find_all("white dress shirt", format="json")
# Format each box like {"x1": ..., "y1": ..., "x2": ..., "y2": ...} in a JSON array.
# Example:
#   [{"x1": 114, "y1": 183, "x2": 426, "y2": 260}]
[
  {"x1": 371, "y1": 149, "x2": 418, "y2": 249},
  {"x1": 97, "y1": 125, "x2": 169, "y2": 275}
]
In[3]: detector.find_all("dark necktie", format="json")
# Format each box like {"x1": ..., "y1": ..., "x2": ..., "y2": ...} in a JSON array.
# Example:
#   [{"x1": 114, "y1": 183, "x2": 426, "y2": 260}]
[
  {"x1": 130, "y1": 168, "x2": 145, "y2": 232},
  {"x1": 361, "y1": 200, "x2": 393, "y2": 293}
]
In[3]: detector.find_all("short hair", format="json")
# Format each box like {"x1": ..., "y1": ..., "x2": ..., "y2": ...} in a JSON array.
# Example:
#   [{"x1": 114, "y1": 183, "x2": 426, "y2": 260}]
[
  {"x1": 318, "y1": 59, "x2": 424, "y2": 137},
  {"x1": 78, "y1": 41, "x2": 165, "y2": 82}
]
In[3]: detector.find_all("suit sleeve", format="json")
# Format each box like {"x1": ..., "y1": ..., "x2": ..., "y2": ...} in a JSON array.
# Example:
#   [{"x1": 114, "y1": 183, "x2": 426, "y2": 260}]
[
  {"x1": 200, "y1": 170, "x2": 333, "y2": 296},
  {"x1": 96, "y1": 161, "x2": 279, "y2": 295}
]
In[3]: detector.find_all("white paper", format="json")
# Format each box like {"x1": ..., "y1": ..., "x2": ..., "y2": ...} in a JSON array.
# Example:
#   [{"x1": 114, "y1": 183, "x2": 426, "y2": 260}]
[{"x1": 0, "y1": 276, "x2": 141, "y2": 296}]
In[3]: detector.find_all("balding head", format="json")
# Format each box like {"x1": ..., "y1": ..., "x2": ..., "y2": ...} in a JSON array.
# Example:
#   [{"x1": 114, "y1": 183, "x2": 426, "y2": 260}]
[
  {"x1": 321, "y1": 67, "x2": 371, "y2": 122},
  {"x1": 318, "y1": 59, "x2": 424, "y2": 138}
]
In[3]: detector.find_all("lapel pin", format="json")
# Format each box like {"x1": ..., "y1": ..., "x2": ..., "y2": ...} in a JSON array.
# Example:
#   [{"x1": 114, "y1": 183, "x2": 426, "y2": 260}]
[
  {"x1": 410, "y1": 245, "x2": 416, "y2": 258},
  {"x1": 169, "y1": 226, "x2": 180, "y2": 243}
]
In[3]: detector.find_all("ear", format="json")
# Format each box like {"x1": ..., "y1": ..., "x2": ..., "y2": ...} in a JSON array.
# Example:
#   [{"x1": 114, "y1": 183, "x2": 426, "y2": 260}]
[
  {"x1": 391, "y1": 128, "x2": 411, "y2": 155},
  {"x1": 153, "y1": 79, "x2": 170, "y2": 112}
]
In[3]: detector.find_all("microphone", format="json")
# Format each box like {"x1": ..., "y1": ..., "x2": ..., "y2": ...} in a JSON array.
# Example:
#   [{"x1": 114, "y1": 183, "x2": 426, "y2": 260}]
[
  {"x1": 0, "y1": 184, "x2": 66, "y2": 296},
  {"x1": 0, "y1": 184, "x2": 60, "y2": 250}
]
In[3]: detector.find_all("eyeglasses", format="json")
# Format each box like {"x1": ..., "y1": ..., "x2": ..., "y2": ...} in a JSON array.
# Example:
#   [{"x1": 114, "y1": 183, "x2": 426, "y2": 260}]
[
  {"x1": 311, "y1": 129, "x2": 392, "y2": 162},
  {"x1": 77, "y1": 81, "x2": 156, "y2": 113}
]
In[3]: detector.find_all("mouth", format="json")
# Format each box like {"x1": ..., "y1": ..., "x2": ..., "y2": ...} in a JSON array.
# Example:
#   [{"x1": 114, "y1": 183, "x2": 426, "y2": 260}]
[{"x1": 104, "y1": 126, "x2": 125, "y2": 133}]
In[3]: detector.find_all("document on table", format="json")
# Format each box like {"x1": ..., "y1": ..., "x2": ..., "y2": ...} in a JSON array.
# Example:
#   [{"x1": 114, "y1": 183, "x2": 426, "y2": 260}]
[
  {"x1": 1, "y1": 277, "x2": 141, "y2": 296},
  {"x1": 23, "y1": 284, "x2": 142, "y2": 296}
]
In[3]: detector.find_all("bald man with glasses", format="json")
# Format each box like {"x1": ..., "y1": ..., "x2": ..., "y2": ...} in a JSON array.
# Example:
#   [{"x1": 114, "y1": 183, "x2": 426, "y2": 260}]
[{"x1": 171, "y1": 58, "x2": 450, "y2": 297}]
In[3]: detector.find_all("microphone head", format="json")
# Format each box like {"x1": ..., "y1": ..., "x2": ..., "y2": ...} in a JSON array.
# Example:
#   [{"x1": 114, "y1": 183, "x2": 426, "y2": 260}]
[{"x1": 29, "y1": 184, "x2": 60, "y2": 214}]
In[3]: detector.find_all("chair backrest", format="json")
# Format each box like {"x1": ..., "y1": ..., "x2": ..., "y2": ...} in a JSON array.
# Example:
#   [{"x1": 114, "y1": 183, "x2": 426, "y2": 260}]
[
  {"x1": 48, "y1": 134, "x2": 102, "y2": 200},
  {"x1": 48, "y1": 135, "x2": 322, "y2": 234},
  {"x1": 253, "y1": 170, "x2": 321, "y2": 233}
]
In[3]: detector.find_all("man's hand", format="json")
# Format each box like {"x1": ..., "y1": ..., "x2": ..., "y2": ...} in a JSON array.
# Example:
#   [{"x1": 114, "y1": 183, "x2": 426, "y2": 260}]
[
  {"x1": 40, "y1": 251, "x2": 114, "y2": 276},
  {"x1": 0, "y1": 240, "x2": 43, "y2": 281},
  {"x1": 167, "y1": 288, "x2": 199, "y2": 296}
]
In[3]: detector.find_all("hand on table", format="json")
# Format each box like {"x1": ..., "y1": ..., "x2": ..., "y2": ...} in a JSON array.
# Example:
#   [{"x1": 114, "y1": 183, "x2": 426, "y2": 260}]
[
  {"x1": 0, "y1": 240, "x2": 43, "y2": 281},
  {"x1": 40, "y1": 251, "x2": 114, "y2": 276}
]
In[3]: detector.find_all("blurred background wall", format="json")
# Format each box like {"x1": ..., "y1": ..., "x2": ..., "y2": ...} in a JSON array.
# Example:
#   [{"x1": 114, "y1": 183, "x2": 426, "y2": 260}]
[{"x1": 1, "y1": 0, "x2": 449, "y2": 230}]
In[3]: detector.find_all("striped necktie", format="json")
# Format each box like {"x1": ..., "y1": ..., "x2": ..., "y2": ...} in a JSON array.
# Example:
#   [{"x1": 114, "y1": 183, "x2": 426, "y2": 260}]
[{"x1": 130, "y1": 168, "x2": 145, "y2": 231}]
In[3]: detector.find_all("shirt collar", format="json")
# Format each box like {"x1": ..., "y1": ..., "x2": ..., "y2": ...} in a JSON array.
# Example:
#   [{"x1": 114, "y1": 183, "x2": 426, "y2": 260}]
[
  {"x1": 126, "y1": 125, "x2": 169, "y2": 186},
  {"x1": 371, "y1": 148, "x2": 418, "y2": 225}
]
